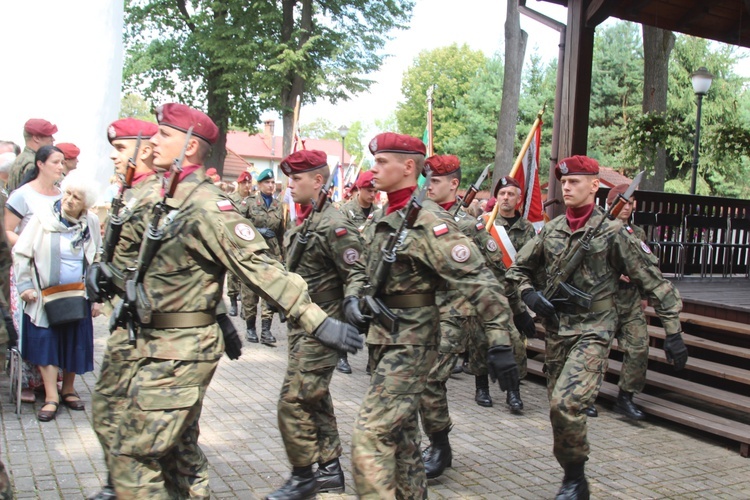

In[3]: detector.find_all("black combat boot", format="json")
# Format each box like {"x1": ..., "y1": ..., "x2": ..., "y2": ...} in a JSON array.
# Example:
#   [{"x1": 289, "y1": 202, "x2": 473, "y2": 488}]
[
  {"x1": 316, "y1": 458, "x2": 345, "y2": 493},
  {"x1": 423, "y1": 427, "x2": 452, "y2": 479},
  {"x1": 582, "y1": 405, "x2": 598, "y2": 417},
  {"x1": 475, "y1": 374, "x2": 492, "y2": 407},
  {"x1": 246, "y1": 317, "x2": 259, "y2": 343},
  {"x1": 555, "y1": 461, "x2": 589, "y2": 500},
  {"x1": 506, "y1": 390, "x2": 524, "y2": 413},
  {"x1": 615, "y1": 389, "x2": 645, "y2": 421},
  {"x1": 228, "y1": 296, "x2": 238, "y2": 317},
  {"x1": 336, "y1": 353, "x2": 352, "y2": 374},
  {"x1": 261, "y1": 318, "x2": 277, "y2": 345},
  {"x1": 266, "y1": 466, "x2": 318, "y2": 500},
  {"x1": 87, "y1": 475, "x2": 116, "y2": 499}
]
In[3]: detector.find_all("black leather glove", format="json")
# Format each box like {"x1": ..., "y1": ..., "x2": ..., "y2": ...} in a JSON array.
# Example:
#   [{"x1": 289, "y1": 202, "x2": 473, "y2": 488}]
[
  {"x1": 2, "y1": 306, "x2": 18, "y2": 349},
  {"x1": 487, "y1": 345, "x2": 520, "y2": 392},
  {"x1": 266, "y1": 301, "x2": 287, "y2": 322},
  {"x1": 217, "y1": 313, "x2": 242, "y2": 360},
  {"x1": 257, "y1": 227, "x2": 276, "y2": 239},
  {"x1": 86, "y1": 262, "x2": 115, "y2": 303},
  {"x1": 664, "y1": 332, "x2": 688, "y2": 371},
  {"x1": 513, "y1": 311, "x2": 536, "y2": 339},
  {"x1": 313, "y1": 317, "x2": 364, "y2": 354},
  {"x1": 521, "y1": 288, "x2": 556, "y2": 319},
  {"x1": 343, "y1": 296, "x2": 368, "y2": 331}
]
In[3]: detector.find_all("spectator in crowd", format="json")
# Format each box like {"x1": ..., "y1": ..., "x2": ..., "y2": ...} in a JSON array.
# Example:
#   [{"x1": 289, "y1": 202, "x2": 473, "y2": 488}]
[
  {"x1": 7, "y1": 118, "x2": 57, "y2": 192},
  {"x1": 13, "y1": 169, "x2": 102, "y2": 421},
  {"x1": 56, "y1": 143, "x2": 80, "y2": 175},
  {"x1": 0, "y1": 151, "x2": 16, "y2": 211},
  {"x1": 0, "y1": 140, "x2": 21, "y2": 156}
]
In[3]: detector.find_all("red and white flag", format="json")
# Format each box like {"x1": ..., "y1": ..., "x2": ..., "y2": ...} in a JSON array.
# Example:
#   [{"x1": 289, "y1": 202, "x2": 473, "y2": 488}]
[{"x1": 513, "y1": 123, "x2": 545, "y2": 232}]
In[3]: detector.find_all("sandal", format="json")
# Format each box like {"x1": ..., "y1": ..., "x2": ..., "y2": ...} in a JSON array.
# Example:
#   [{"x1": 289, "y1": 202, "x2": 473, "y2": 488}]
[
  {"x1": 37, "y1": 401, "x2": 59, "y2": 422},
  {"x1": 62, "y1": 393, "x2": 86, "y2": 411}
]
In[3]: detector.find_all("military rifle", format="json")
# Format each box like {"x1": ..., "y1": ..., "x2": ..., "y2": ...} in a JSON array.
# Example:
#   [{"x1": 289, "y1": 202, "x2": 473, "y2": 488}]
[
  {"x1": 361, "y1": 170, "x2": 432, "y2": 333},
  {"x1": 452, "y1": 163, "x2": 491, "y2": 219},
  {"x1": 543, "y1": 170, "x2": 644, "y2": 310}
]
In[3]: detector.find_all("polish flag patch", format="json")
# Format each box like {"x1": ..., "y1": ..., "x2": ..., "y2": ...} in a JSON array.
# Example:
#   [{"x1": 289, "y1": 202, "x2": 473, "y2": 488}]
[
  {"x1": 433, "y1": 223, "x2": 449, "y2": 237},
  {"x1": 335, "y1": 227, "x2": 348, "y2": 237},
  {"x1": 217, "y1": 199, "x2": 234, "y2": 211},
  {"x1": 475, "y1": 222, "x2": 485, "y2": 231}
]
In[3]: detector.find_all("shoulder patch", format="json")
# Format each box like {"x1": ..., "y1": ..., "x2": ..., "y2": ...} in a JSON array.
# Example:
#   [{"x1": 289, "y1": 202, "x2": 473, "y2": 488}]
[
  {"x1": 451, "y1": 244, "x2": 471, "y2": 263},
  {"x1": 640, "y1": 241, "x2": 652, "y2": 254},
  {"x1": 342, "y1": 248, "x2": 359, "y2": 265},
  {"x1": 335, "y1": 227, "x2": 348, "y2": 237},
  {"x1": 486, "y1": 239, "x2": 498, "y2": 252},
  {"x1": 433, "y1": 223, "x2": 449, "y2": 237},
  {"x1": 625, "y1": 225, "x2": 634, "y2": 234},
  {"x1": 217, "y1": 199, "x2": 234, "y2": 211},
  {"x1": 476, "y1": 222, "x2": 485, "y2": 231},
  {"x1": 234, "y1": 223, "x2": 256, "y2": 241}
]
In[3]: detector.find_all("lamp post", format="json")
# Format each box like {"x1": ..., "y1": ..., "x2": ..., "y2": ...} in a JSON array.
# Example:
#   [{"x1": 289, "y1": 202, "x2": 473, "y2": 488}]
[
  {"x1": 689, "y1": 66, "x2": 713, "y2": 195},
  {"x1": 338, "y1": 125, "x2": 349, "y2": 167}
]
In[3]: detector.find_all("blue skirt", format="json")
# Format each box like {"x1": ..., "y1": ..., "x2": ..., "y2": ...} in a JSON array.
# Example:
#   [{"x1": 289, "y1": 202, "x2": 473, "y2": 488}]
[{"x1": 21, "y1": 302, "x2": 94, "y2": 375}]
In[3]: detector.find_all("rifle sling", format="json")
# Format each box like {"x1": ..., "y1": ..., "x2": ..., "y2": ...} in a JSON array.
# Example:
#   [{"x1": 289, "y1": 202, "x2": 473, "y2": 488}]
[
  {"x1": 146, "y1": 311, "x2": 216, "y2": 329},
  {"x1": 555, "y1": 296, "x2": 614, "y2": 315},
  {"x1": 309, "y1": 288, "x2": 344, "y2": 305},
  {"x1": 380, "y1": 293, "x2": 435, "y2": 308}
]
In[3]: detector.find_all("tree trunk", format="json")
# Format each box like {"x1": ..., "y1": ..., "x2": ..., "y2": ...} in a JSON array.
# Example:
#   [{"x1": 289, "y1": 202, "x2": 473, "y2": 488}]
[
  {"x1": 206, "y1": 68, "x2": 229, "y2": 173},
  {"x1": 493, "y1": 0, "x2": 528, "y2": 191},
  {"x1": 641, "y1": 25, "x2": 674, "y2": 191}
]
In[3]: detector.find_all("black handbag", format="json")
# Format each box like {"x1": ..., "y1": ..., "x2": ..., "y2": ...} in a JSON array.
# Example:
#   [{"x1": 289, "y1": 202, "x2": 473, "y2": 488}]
[{"x1": 41, "y1": 282, "x2": 88, "y2": 327}]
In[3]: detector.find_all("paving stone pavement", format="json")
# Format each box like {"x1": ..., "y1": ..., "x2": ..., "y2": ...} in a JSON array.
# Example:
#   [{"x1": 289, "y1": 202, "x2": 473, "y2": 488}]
[{"x1": 2, "y1": 308, "x2": 750, "y2": 499}]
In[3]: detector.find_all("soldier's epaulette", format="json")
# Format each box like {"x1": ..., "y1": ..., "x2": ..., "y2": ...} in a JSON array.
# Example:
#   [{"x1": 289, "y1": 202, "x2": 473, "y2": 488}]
[
  {"x1": 433, "y1": 223, "x2": 449, "y2": 237},
  {"x1": 334, "y1": 227, "x2": 348, "y2": 237}
]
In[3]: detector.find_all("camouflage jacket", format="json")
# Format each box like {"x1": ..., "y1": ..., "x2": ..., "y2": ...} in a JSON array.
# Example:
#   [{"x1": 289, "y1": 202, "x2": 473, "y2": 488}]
[
  {"x1": 7, "y1": 146, "x2": 35, "y2": 192},
  {"x1": 339, "y1": 197, "x2": 374, "y2": 232},
  {"x1": 362, "y1": 199, "x2": 512, "y2": 347},
  {"x1": 136, "y1": 167, "x2": 326, "y2": 360},
  {"x1": 283, "y1": 201, "x2": 366, "y2": 321},
  {"x1": 0, "y1": 215, "x2": 10, "y2": 344},
  {"x1": 243, "y1": 193, "x2": 284, "y2": 258},
  {"x1": 616, "y1": 222, "x2": 649, "y2": 307},
  {"x1": 506, "y1": 206, "x2": 682, "y2": 336}
]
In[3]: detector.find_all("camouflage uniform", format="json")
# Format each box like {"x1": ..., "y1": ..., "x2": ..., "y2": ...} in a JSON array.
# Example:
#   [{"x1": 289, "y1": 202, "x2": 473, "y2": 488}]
[
  {"x1": 0, "y1": 206, "x2": 12, "y2": 499},
  {"x1": 339, "y1": 196, "x2": 373, "y2": 232},
  {"x1": 7, "y1": 146, "x2": 35, "y2": 192},
  {"x1": 506, "y1": 206, "x2": 682, "y2": 469},
  {"x1": 224, "y1": 192, "x2": 246, "y2": 305},
  {"x1": 278, "y1": 201, "x2": 366, "y2": 467},
  {"x1": 92, "y1": 173, "x2": 161, "y2": 483},
  {"x1": 110, "y1": 168, "x2": 328, "y2": 499},
  {"x1": 615, "y1": 223, "x2": 650, "y2": 394},
  {"x1": 352, "y1": 200, "x2": 513, "y2": 499}
]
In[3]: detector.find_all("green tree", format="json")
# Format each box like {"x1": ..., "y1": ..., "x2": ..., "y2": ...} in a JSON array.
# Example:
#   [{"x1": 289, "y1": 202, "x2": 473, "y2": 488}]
[
  {"x1": 395, "y1": 44, "x2": 487, "y2": 154},
  {"x1": 300, "y1": 118, "x2": 365, "y2": 163},
  {"x1": 120, "y1": 93, "x2": 156, "y2": 121}
]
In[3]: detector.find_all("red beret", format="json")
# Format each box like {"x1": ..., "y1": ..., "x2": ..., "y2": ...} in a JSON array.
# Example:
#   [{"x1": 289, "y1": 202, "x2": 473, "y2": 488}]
[
  {"x1": 485, "y1": 197, "x2": 496, "y2": 212},
  {"x1": 155, "y1": 103, "x2": 219, "y2": 145},
  {"x1": 237, "y1": 171, "x2": 252, "y2": 183},
  {"x1": 425, "y1": 155, "x2": 460, "y2": 176},
  {"x1": 107, "y1": 118, "x2": 159, "y2": 144},
  {"x1": 493, "y1": 176, "x2": 521, "y2": 197},
  {"x1": 24, "y1": 118, "x2": 58, "y2": 137},
  {"x1": 368, "y1": 133, "x2": 426, "y2": 156},
  {"x1": 56, "y1": 143, "x2": 80, "y2": 160},
  {"x1": 555, "y1": 155, "x2": 599, "y2": 180},
  {"x1": 280, "y1": 150, "x2": 328, "y2": 175},
  {"x1": 206, "y1": 167, "x2": 218, "y2": 176},
  {"x1": 607, "y1": 183, "x2": 632, "y2": 205},
  {"x1": 354, "y1": 170, "x2": 374, "y2": 189}
]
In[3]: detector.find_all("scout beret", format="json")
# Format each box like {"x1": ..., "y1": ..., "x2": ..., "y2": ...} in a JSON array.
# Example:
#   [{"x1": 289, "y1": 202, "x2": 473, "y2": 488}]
[
  {"x1": 280, "y1": 150, "x2": 328, "y2": 176},
  {"x1": 24, "y1": 118, "x2": 58, "y2": 137},
  {"x1": 107, "y1": 118, "x2": 159, "y2": 144},
  {"x1": 155, "y1": 103, "x2": 219, "y2": 145},
  {"x1": 237, "y1": 171, "x2": 252, "y2": 183},
  {"x1": 555, "y1": 155, "x2": 599, "y2": 180},
  {"x1": 56, "y1": 143, "x2": 80, "y2": 160},
  {"x1": 354, "y1": 170, "x2": 374, "y2": 189},
  {"x1": 257, "y1": 168, "x2": 274, "y2": 182},
  {"x1": 493, "y1": 175, "x2": 521, "y2": 197},
  {"x1": 368, "y1": 132, "x2": 426, "y2": 156},
  {"x1": 425, "y1": 155, "x2": 460, "y2": 176},
  {"x1": 607, "y1": 183, "x2": 631, "y2": 205}
]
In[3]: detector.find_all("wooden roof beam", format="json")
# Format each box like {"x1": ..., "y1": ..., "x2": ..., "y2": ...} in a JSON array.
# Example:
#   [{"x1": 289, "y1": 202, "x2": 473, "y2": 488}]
[
  {"x1": 676, "y1": 1, "x2": 715, "y2": 31},
  {"x1": 586, "y1": 0, "x2": 616, "y2": 27}
]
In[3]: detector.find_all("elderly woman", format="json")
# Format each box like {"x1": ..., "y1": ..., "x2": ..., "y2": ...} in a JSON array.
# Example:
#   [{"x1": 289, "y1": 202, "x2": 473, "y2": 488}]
[{"x1": 13, "y1": 169, "x2": 102, "y2": 422}]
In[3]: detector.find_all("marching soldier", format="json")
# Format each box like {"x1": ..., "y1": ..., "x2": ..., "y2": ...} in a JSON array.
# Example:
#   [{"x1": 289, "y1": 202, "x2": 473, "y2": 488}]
[
  {"x1": 105, "y1": 103, "x2": 362, "y2": 499},
  {"x1": 225, "y1": 171, "x2": 253, "y2": 317},
  {"x1": 8, "y1": 118, "x2": 57, "y2": 191},
  {"x1": 86, "y1": 118, "x2": 161, "y2": 500},
  {"x1": 240, "y1": 167, "x2": 284, "y2": 345},
  {"x1": 506, "y1": 155, "x2": 687, "y2": 499},
  {"x1": 267, "y1": 149, "x2": 366, "y2": 499},
  {"x1": 351, "y1": 133, "x2": 518, "y2": 498},
  {"x1": 339, "y1": 170, "x2": 377, "y2": 232}
]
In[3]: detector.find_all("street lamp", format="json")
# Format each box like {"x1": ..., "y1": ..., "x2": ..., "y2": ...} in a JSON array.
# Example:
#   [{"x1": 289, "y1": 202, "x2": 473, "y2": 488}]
[
  {"x1": 338, "y1": 125, "x2": 349, "y2": 166},
  {"x1": 689, "y1": 66, "x2": 713, "y2": 195}
]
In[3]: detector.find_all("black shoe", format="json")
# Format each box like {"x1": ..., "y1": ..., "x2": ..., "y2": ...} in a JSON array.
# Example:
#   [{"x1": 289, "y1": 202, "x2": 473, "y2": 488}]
[
  {"x1": 475, "y1": 387, "x2": 493, "y2": 407},
  {"x1": 266, "y1": 471, "x2": 318, "y2": 500},
  {"x1": 246, "y1": 327, "x2": 259, "y2": 343},
  {"x1": 336, "y1": 356, "x2": 352, "y2": 374},
  {"x1": 316, "y1": 458, "x2": 345, "y2": 493},
  {"x1": 87, "y1": 486, "x2": 116, "y2": 500},
  {"x1": 614, "y1": 390, "x2": 645, "y2": 421},
  {"x1": 556, "y1": 463, "x2": 589, "y2": 500},
  {"x1": 506, "y1": 390, "x2": 524, "y2": 413},
  {"x1": 451, "y1": 363, "x2": 463, "y2": 375},
  {"x1": 424, "y1": 428, "x2": 452, "y2": 479},
  {"x1": 261, "y1": 319, "x2": 277, "y2": 346},
  {"x1": 228, "y1": 297, "x2": 238, "y2": 317},
  {"x1": 365, "y1": 363, "x2": 372, "y2": 375},
  {"x1": 582, "y1": 405, "x2": 598, "y2": 418}
]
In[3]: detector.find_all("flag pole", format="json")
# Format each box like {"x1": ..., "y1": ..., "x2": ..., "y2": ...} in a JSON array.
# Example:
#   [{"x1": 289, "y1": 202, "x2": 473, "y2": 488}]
[
  {"x1": 486, "y1": 104, "x2": 546, "y2": 229},
  {"x1": 426, "y1": 85, "x2": 435, "y2": 156},
  {"x1": 282, "y1": 95, "x2": 302, "y2": 226}
]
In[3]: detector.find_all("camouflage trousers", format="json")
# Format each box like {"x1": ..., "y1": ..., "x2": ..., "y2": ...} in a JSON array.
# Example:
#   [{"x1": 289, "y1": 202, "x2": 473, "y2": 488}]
[
  {"x1": 418, "y1": 315, "x2": 468, "y2": 436},
  {"x1": 467, "y1": 318, "x2": 527, "y2": 379},
  {"x1": 226, "y1": 273, "x2": 240, "y2": 299},
  {"x1": 277, "y1": 332, "x2": 341, "y2": 467},
  {"x1": 615, "y1": 291, "x2": 649, "y2": 394},
  {"x1": 352, "y1": 344, "x2": 438, "y2": 500},
  {"x1": 92, "y1": 328, "x2": 139, "y2": 475},
  {"x1": 110, "y1": 357, "x2": 219, "y2": 500},
  {"x1": 0, "y1": 459, "x2": 10, "y2": 500},
  {"x1": 240, "y1": 283, "x2": 273, "y2": 322},
  {"x1": 545, "y1": 329, "x2": 614, "y2": 467}
]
